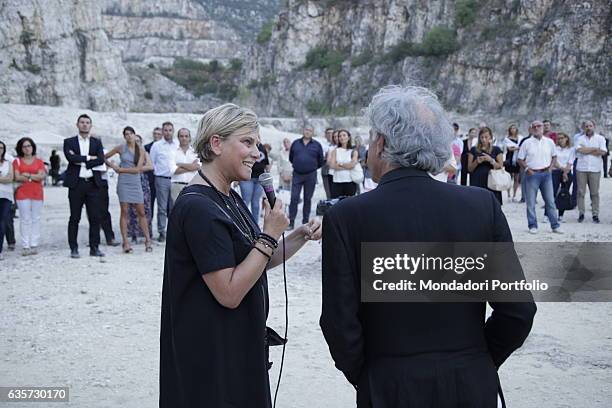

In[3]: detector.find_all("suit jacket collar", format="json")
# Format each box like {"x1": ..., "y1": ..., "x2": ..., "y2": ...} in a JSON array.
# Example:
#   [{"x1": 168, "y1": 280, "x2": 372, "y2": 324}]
[{"x1": 378, "y1": 167, "x2": 431, "y2": 186}]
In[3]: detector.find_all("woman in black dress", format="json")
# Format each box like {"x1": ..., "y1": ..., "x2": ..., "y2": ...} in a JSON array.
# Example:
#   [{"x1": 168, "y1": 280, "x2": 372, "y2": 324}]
[
  {"x1": 159, "y1": 103, "x2": 322, "y2": 408},
  {"x1": 468, "y1": 127, "x2": 504, "y2": 204}
]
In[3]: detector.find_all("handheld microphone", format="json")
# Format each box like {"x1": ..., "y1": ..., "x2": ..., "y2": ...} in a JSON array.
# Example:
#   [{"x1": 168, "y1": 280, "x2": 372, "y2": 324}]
[{"x1": 258, "y1": 172, "x2": 276, "y2": 208}]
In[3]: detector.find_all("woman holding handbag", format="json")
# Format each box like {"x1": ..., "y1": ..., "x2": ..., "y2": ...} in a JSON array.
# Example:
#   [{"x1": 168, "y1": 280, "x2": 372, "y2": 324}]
[
  {"x1": 551, "y1": 133, "x2": 575, "y2": 222},
  {"x1": 328, "y1": 129, "x2": 359, "y2": 198},
  {"x1": 468, "y1": 127, "x2": 504, "y2": 204}
]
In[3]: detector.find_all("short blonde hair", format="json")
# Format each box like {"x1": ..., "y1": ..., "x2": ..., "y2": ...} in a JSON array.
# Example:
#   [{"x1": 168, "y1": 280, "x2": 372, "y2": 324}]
[{"x1": 194, "y1": 103, "x2": 259, "y2": 162}]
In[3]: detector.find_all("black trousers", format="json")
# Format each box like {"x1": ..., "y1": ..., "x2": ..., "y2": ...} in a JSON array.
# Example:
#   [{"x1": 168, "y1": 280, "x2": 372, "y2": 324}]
[
  {"x1": 330, "y1": 181, "x2": 357, "y2": 199},
  {"x1": 99, "y1": 186, "x2": 115, "y2": 243},
  {"x1": 68, "y1": 179, "x2": 103, "y2": 250},
  {"x1": 4, "y1": 201, "x2": 16, "y2": 246},
  {"x1": 147, "y1": 171, "x2": 156, "y2": 216}
]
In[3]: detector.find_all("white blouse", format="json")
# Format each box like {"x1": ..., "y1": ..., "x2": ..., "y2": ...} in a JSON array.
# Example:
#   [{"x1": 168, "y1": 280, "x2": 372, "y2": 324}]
[
  {"x1": 333, "y1": 148, "x2": 354, "y2": 183},
  {"x1": 555, "y1": 146, "x2": 575, "y2": 169},
  {"x1": 0, "y1": 160, "x2": 14, "y2": 202}
]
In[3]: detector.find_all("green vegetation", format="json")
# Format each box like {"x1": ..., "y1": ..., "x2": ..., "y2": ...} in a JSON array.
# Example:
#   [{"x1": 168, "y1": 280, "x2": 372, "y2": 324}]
[
  {"x1": 306, "y1": 99, "x2": 329, "y2": 115},
  {"x1": 532, "y1": 66, "x2": 547, "y2": 83},
  {"x1": 384, "y1": 26, "x2": 458, "y2": 62},
  {"x1": 161, "y1": 57, "x2": 239, "y2": 100},
  {"x1": 455, "y1": 0, "x2": 479, "y2": 28},
  {"x1": 230, "y1": 58, "x2": 243, "y2": 71},
  {"x1": 350, "y1": 50, "x2": 373, "y2": 67},
  {"x1": 305, "y1": 99, "x2": 350, "y2": 116},
  {"x1": 247, "y1": 75, "x2": 276, "y2": 90},
  {"x1": 419, "y1": 26, "x2": 459, "y2": 56},
  {"x1": 384, "y1": 41, "x2": 416, "y2": 63},
  {"x1": 304, "y1": 47, "x2": 347, "y2": 75},
  {"x1": 256, "y1": 21, "x2": 274, "y2": 44}
]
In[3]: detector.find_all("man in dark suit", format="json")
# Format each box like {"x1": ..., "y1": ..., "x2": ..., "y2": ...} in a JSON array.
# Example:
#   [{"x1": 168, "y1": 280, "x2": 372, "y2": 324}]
[
  {"x1": 320, "y1": 86, "x2": 536, "y2": 408},
  {"x1": 63, "y1": 114, "x2": 107, "y2": 258},
  {"x1": 144, "y1": 127, "x2": 162, "y2": 218}
]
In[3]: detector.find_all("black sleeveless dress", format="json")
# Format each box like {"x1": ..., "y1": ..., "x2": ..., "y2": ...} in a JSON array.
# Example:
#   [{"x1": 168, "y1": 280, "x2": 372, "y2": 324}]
[
  {"x1": 469, "y1": 146, "x2": 503, "y2": 205},
  {"x1": 160, "y1": 184, "x2": 272, "y2": 408}
]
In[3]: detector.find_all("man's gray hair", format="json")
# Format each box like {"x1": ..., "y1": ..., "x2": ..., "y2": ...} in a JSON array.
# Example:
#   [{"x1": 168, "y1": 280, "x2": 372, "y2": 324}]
[{"x1": 366, "y1": 85, "x2": 453, "y2": 174}]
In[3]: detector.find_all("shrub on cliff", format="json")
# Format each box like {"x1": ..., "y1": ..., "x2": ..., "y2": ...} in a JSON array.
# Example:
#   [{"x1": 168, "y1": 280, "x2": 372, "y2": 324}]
[
  {"x1": 304, "y1": 47, "x2": 347, "y2": 75},
  {"x1": 419, "y1": 26, "x2": 459, "y2": 56},
  {"x1": 384, "y1": 26, "x2": 458, "y2": 62},
  {"x1": 455, "y1": 0, "x2": 479, "y2": 28},
  {"x1": 257, "y1": 21, "x2": 274, "y2": 44}
]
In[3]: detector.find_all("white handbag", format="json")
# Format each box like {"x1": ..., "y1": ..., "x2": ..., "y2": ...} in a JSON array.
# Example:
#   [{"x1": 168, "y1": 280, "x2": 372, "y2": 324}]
[
  {"x1": 350, "y1": 162, "x2": 364, "y2": 184},
  {"x1": 487, "y1": 168, "x2": 513, "y2": 191}
]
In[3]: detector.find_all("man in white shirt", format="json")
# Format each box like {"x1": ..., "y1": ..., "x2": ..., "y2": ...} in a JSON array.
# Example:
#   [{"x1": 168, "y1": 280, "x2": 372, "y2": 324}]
[
  {"x1": 149, "y1": 121, "x2": 178, "y2": 242},
  {"x1": 170, "y1": 128, "x2": 200, "y2": 202},
  {"x1": 575, "y1": 120, "x2": 607, "y2": 223},
  {"x1": 451, "y1": 123, "x2": 463, "y2": 184},
  {"x1": 517, "y1": 120, "x2": 562, "y2": 234}
]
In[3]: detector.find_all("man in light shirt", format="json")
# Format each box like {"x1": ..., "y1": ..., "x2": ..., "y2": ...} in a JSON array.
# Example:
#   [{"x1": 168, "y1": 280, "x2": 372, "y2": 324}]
[
  {"x1": 150, "y1": 121, "x2": 178, "y2": 242},
  {"x1": 451, "y1": 123, "x2": 463, "y2": 184},
  {"x1": 170, "y1": 128, "x2": 200, "y2": 202},
  {"x1": 575, "y1": 120, "x2": 607, "y2": 223},
  {"x1": 517, "y1": 120, "x2": 562, "y2": 234}
]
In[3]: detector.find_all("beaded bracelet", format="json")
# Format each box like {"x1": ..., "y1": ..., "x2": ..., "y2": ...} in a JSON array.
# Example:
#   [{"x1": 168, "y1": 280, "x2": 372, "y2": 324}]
[
  {"x1": 256, "y1": 238, "x2": 276, "y2": 251},
  {"x1": 252, "y1": 245, "x2": 271, "y2": 261},
  {"x1": 258, "y1": 233, "x2": 279, "y2": 249}
]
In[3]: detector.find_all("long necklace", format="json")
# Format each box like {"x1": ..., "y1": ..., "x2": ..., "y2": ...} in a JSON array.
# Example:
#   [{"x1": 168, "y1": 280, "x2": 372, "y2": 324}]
[{"x1": 198, "y1": 169, "x2": 257, "y2": 243}]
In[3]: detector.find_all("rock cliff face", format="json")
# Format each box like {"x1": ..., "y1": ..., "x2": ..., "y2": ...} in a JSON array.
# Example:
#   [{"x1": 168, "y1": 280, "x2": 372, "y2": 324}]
[
  {"x1": 0, "y1": 0, "x2": 132, "y2": 111},
  {"x1": 245, "y1": 0, "x2": 612, "y2": 132},
  {"x1": 101, "y1": 0, "x2": 243, "y2": 65},
  {"x1": 0, "y1": 0, "x2": 279, "y2": 112}
]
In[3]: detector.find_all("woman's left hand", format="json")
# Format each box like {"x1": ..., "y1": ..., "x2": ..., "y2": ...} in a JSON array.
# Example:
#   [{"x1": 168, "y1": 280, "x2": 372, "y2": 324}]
[{"x1": 301, "y1": 218, "x2": 322, "y2": 241}]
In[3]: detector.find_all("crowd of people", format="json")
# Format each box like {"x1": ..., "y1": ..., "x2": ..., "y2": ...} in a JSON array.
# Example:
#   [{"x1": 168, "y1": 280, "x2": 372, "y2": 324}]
[
  {"x1": 0, "y1": 111, "x2": 609, "y2": 260},
  {"x1": 454, "y1": 119, "x2": 608, "y2": 233}
]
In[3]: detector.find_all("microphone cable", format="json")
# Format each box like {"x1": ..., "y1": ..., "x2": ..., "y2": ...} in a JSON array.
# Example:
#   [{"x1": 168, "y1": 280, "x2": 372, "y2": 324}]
[{"x1": 273, "y1": 231, "x2": 288, "y2": 408}]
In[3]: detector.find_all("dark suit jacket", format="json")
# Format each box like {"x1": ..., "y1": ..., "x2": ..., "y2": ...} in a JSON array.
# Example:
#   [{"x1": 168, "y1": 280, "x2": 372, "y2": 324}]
[
  {"x1": 62, "y1": 136, "x2": 106, "y2": 188},
  {"x1": 143, "y1": 141, "x2": 156, "y2": 187},
  {"x1": 320, "y1": 167, "x2": 536, "y2": 408}
]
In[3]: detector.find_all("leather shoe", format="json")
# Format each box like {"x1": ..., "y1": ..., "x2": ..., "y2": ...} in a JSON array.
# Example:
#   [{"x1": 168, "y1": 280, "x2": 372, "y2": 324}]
[
  {"x1": 158, "y1": 234, "x2": 166, "y2": 243},
  {"x1": 578, "y1": 214, "x2": 585, "y2": 223},
  {"x1": 106, "y1": 240, "x2": 121, "y2": 247},
  {"x1": 593, "y1": 216, "x2": 600, "y2": 224},
  {"x1": 90, "y1": 247, "x2": 105, "y2": 257},
  {"x1": 70, "y1": 249, "x2": 80, "y2": 259}
]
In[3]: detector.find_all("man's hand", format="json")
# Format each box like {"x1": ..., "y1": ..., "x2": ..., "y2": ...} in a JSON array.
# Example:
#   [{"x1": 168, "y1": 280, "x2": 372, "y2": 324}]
[{"x1": 302, "y1": 218, "x2": 322, "y2": 241}]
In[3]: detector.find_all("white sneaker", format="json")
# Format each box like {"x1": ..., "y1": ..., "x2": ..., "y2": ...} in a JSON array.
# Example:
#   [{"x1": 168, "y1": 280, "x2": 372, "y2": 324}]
[
  {"x1": 558, "y1": 216, "x2": 564, "y2": 223},
  {"x1": 529, "y1": 228, "x2": 538, "y2": 234},
  {"x1": 552, "y1": 228, "x2": 564, "y2": 234}
]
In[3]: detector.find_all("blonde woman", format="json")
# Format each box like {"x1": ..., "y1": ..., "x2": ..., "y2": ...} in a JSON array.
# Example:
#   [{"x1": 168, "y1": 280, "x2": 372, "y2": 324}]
[{"x1": 160, "y1": 103, "x2": 322, "y2": 407}]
